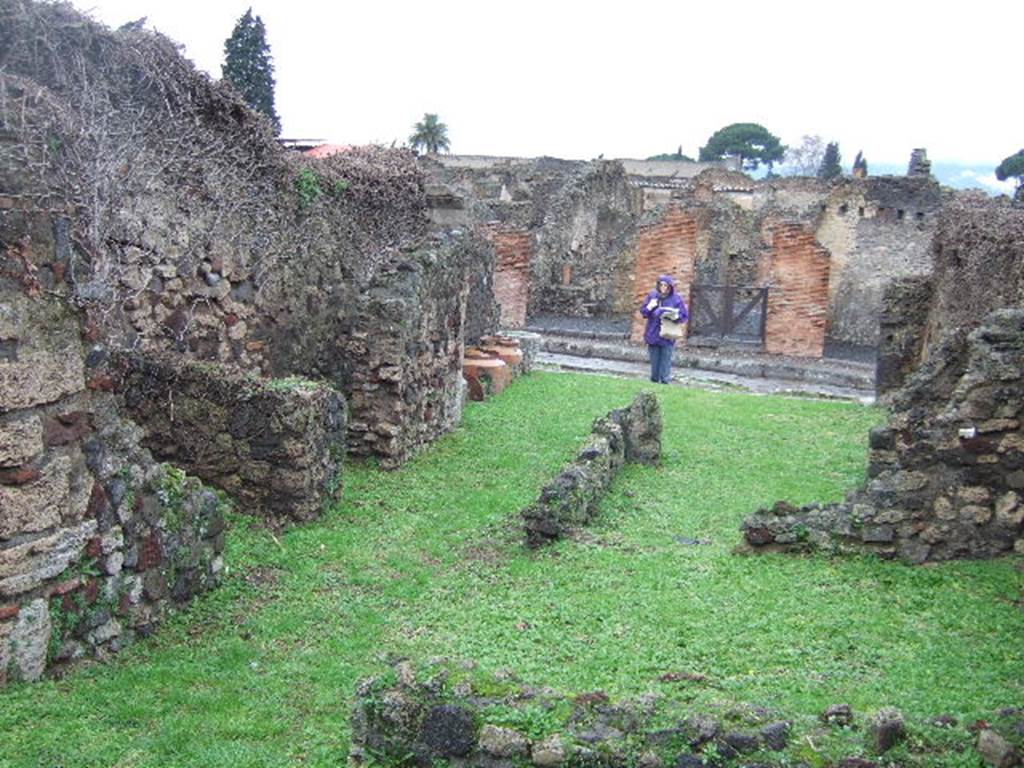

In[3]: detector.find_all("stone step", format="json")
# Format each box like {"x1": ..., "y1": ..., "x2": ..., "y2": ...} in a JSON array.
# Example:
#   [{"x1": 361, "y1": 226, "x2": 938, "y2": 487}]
[{"x1": 536, "y1": 352, "x2": 876, "y2": 404}]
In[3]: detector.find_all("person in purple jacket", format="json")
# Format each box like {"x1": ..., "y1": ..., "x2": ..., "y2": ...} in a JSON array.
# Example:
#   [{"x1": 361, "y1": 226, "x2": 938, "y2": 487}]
[{"x1": 639, "y1": 274, "x2": 689, "y2": 384}]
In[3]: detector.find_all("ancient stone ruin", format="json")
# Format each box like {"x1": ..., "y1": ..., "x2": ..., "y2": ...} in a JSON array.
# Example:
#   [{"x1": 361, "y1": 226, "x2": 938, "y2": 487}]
[
  {"x1": 523, "y1": 392, "x2": 661, "y2": 547},
  {"x1": 2, "y1": 0, "x2": 1021, "y2": 692},
  {"x1": 742, "y1": 197, "x2": 1024, "y2": 562},
  {"x1": 424, "y1": 153, "x2": 946, "y2": 361},
  {"x1": 350, "y1": 661, "x2": 1024, "y2": 768},
  {"x1": 0, "y1": 0, "x2": 494, "y2": 680}
]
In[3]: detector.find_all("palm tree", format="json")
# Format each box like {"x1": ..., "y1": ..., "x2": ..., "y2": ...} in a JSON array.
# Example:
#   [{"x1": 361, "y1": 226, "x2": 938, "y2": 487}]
[{"x1": 409, "y1": 113, "x2": 450, "y2": 154}]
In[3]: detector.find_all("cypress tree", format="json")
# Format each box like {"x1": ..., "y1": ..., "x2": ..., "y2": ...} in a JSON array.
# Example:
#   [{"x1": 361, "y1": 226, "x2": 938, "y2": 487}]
[
  {"x1": 222, "y1": 8, "x2": 281, "y2": 134},
  {"x1": 817, "y1": 142, "x2": 842, "y2": 180},
  {"x1": 852, "y1": 150, "x2": 868, "y2": 178}
]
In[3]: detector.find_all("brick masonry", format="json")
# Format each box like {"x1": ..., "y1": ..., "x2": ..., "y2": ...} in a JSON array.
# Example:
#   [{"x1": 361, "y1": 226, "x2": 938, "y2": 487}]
[
  {"x1": 486, "y1": 224, "x2": 532, "y2": 328},
  {"x1": 630, "y1": 206, "x2": 699, "y2": 343},
  {"x1": 761, "y1": 222, "x2": 830, "y2": 358}
]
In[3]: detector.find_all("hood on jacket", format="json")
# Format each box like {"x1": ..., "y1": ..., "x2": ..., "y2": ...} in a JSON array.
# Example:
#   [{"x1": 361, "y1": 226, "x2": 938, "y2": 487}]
[{"x1": 656, "y1": 275, "x2": 676, "y2": 295}]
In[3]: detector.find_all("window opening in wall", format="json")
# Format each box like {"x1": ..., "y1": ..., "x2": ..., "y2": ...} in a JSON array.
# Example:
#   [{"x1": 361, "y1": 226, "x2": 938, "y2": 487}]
[
  {"x1": 838, "y1": 203, "x2": 848, "y2": 215},
  {"x1": 561, "y1": 264, "x2": 572, "y2": 285},
  {"x1": 858, "y1": 206, "x2": 865, "y2": 217},
  {"x1": 915, "y1": 212, "x2": 925, "y2": 222},
  {"x1": 897, "y1": 209, "x2": 906, "y2": 220},
  {"x1": 820, "y1": 204, "x2": 827, "y2": 212}
]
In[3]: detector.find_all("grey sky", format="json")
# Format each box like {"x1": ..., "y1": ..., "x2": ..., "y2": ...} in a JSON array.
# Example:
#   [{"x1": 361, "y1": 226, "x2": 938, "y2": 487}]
[{"x1": 73, "y1": 1, "x2": 1020, "y2": 180}]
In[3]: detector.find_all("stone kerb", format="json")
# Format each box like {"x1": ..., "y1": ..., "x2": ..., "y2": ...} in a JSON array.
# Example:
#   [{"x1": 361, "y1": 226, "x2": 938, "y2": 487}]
[
  {"x1": 523, "y1": 392, "x2": 661, "y2": 547},
  {"x1": 741, "y1": 308, "x2": 1024, "y2": 563},
  {"x1": 107, "y1": 352, "x2": 346, "y2": 527}
]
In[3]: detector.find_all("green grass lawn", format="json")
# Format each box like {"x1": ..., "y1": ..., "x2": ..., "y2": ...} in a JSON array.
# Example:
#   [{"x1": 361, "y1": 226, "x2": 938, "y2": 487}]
[{"x1": 1, "y1": 372, "x2": 1021, "y2": 767}]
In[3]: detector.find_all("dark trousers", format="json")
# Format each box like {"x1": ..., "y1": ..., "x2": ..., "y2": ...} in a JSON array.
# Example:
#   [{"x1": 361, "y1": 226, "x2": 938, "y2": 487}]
[{"x1": 648, "y1": 344, "x2": 674, "y2": 384}]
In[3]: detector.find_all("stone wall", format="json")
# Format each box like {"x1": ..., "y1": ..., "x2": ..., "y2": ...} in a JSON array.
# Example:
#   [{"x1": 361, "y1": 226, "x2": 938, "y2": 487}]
[
  {"x1": 350, "y1": 661, "x2": 1022, "y2": 768},
  {"x1": 0, "y1": 2, "x2": 483, "y2": 470},
  {"x1": 106, "y1": 353, "x2": 345, "y2": 527},
  {"x1": 875, "y1": 276, "x2": 933, "y2": 394},
  {"x1": 917, "y1": 196, "x2": 1024, "y2": 362},
  {"x1": 422, "y1": 157, "x2": 641, "y2": 320},
  {"x1": 1, "y1": 249, "x2": 223, "y2": 682},
  {"x1": 523, "y1": 393, "x2": 661, "y2": 547},
  {"x1": 741, "y1": 194, "x2": 1024, "y2": 564},
  {"x1": 742, "y1": 308, "x2": 1024, "y2": 562},
  {"x1": 342, "y1": 242, "x2": 470, "y2": 469},
  {"x1": 350, "y1": 662, "x2": 794, "y2": 768},
  {"x1": 815, "y1": 178, "x2": 943, "y2": 347}
]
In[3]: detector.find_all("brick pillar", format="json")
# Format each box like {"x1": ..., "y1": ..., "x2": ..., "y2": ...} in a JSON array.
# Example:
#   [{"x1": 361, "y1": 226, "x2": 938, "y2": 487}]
[
  {"x1": 762, "y1": 223, "x2": 830, "y2": 358},
  {"x1": 485, "y1": 225, "x2": 532, "y2": 328},
  {"x1": 631, "y1": 206, "x2": 698, "y2": 343}
]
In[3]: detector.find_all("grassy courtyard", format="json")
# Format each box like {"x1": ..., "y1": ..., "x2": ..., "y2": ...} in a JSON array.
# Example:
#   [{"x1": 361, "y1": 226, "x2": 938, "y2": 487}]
[{"x1": 1, "y1": 372, "x2": 1021, "y2": 767}]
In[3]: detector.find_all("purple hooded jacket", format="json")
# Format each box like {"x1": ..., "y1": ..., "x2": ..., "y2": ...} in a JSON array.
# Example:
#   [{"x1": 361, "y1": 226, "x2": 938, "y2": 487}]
[{"x1": 639, "y1": 274, "x2": 689, "y2": 347}]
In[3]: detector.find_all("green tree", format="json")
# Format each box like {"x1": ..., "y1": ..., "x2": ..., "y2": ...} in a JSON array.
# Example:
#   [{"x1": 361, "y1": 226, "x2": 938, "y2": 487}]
[
  {"x1": 698, "y1": 123, "x2": 785, "y2": 172},
  {"x1": 852, "y1": 150, "x2": 868, "y2": 178},
  {"x1": 409, "y1": 113, "x2": 451, "y2": 154},
  {"x1": 995, "y1": 149, "x2": 1024, "y2": 197},
  {"x1": 817, "y1": 142, "x2": 842, "y2": 180},
  {"x1": 222, "y1": 8, "x2": 280, "y2": 134}
]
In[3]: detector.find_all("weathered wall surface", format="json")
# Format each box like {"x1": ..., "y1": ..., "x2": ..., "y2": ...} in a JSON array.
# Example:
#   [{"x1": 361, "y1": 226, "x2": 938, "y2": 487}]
[
  {"x1": 815, "y1": 178, "x2": 943, "y2": 347},
  {"x1": 743, "y1": 198, "x2": 1024, "y2": 563},
  {"x1": 342, "y1": 242, "x2": 470, "y2": 469},
  {"x1": 423, "y1": 158, "x2": 642, "y2": 320},
  {"x1": 743, "y1": 308, "x2": 1024, "y2": 562},
  {"x1": 0, "y1": 1, "x2": 479, "y2": 470},
  {"x1": 109, "y1": 354, "x2": 345, "y2": 526},
  {"x1": 0, "y1": 0, "x2": 489, "y2": 684},
  {"x1": 1, "y1": 229, "x2": 224, "y2": 682}
]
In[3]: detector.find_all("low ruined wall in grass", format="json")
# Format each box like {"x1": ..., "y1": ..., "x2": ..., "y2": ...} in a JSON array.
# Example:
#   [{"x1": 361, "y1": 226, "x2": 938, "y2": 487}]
[
  {"x1": 350, "y1": 661, "x2": 793, "y2": 768},
  {"x1": 522, "y1": 392, "x2": 661, "y2": 547},
  {"x1": 105, "y1": 352, "x2": 346, "y2": 526},
  {"x1": 742, "y1": 308, "x2": 1024, "y2": 563},
  {"x1": 350, "y1": 661, "x2": 1024, "y2": 768}
]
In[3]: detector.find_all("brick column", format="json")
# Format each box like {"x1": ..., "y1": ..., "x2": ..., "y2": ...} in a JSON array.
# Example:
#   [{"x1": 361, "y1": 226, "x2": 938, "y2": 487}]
[
  {"x1": 762, "y1": 223, "x2": 830, "y2": 357},
  {"x1": 485, "y1": 225, "x2": 532, "y2": 328}
]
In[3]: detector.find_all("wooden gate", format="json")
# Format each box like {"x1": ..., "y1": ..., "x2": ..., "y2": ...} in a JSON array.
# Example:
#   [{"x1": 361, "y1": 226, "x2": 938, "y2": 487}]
[{"x1": 687, "y1": 285, "x2": 767, "y2": 347}]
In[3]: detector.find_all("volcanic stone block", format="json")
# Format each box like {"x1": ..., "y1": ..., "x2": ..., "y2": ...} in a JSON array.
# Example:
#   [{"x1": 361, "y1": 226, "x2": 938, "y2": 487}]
[
  {"x1": 0, "y1": 351, "x2": 85, "y2": 410},
  {"x1": 0, "y1": 415, "x2": 43, "y2": 467},
  {"x1": 6, "y1": 599, "x2": 51, "y2": 682},
  {"x1": 0, "y1": 520, "x2": 97, "y2": 598}
]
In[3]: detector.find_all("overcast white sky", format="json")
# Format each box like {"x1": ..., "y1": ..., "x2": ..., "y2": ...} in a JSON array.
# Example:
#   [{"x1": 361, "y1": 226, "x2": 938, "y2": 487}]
[{"x1": 72, "y1": 0, "x2": 1021, "y2": 176}]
